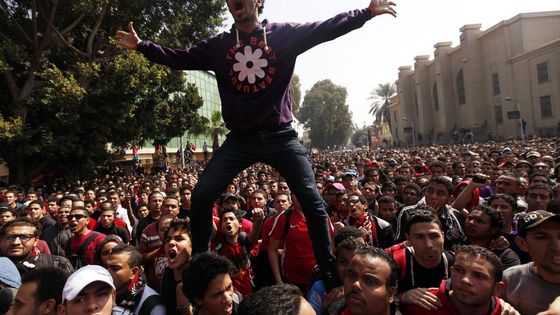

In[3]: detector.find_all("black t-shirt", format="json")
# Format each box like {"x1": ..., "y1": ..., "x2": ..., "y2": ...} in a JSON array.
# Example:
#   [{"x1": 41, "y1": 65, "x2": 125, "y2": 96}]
[{"x1": 397, "y1": 248, "x2": 454, "y2": 294}]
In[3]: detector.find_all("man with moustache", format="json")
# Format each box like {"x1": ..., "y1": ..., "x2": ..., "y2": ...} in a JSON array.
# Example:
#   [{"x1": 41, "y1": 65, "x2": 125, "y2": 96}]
[
  {"x1": 0, "y1": 219, "x2": 73, "y2": 275},
  {"x1": 339, "y1": 246, "x2": 397, "y2": 315}
]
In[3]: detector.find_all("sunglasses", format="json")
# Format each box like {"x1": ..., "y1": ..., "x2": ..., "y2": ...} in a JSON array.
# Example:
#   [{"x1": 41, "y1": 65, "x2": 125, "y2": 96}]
[{"x1": 67, "y1": 214, "x2": 88, "y2": 220}]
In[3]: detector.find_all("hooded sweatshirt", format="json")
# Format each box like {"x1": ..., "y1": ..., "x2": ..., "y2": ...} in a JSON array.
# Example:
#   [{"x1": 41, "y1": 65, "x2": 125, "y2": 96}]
[{"x1": 138, "y1": 8, "x2": 374, "y2": 133}]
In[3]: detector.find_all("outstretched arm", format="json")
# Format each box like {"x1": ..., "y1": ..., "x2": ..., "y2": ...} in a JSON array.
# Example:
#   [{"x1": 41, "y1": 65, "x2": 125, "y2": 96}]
[
  {"x1": 368, "y1": 0, "x2": 397, "y2": 17},
  {"x1": 115, "y1": 22, "x2": 141, "y2": 51}
]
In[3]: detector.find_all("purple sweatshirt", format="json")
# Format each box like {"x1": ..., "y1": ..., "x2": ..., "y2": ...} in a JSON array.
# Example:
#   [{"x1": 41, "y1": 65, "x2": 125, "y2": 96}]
[{"x1": 138, "y1": 9, "x2": 374, "y2": 133}]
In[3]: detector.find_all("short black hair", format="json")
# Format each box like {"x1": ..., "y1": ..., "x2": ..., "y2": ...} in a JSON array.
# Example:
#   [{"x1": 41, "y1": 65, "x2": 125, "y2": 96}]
[
  {"x1": 219, "y1": 205, "x2": 243, "y2": 222},
  {"x1": 526, "y1": 182, "x2": 552, "y2": 198},
  {"x1": 454, "y1": 245, "x2": 503, "y2": 282},
  {"x1": 238, "y1": 284, "x2": 301, "y2": 315},
  {"x1": 0, "y1": 218, "x2": 39, "y2": 236},
  {"x1": 21, "y1": 267, "x2": 69, "y2": 308},
  {"x1": 335, "y1": 238, "x2": 363, "y2": 257},
  {"x1": 378, "y1": 195, "x2": 396, "y2": 205},
  {"x1": 427, "y1": 176, "x2": 454, "y2": 195},
  {"x1": 353, "y1": 246, "x2": 398, "y2": 289},
  {"x1": 165, "y1": 218, "x2": 191, "y2": 239},
  {"x1": 488, "y1": 193, "x2": 517, "y2": 212},
  {"x1": 472, "y1": 204, "x2": 505, "y2": 230},
  {"x1": 404, "y1": 206, "x2": 442, "y2": 234},
  {"x1": 182, "y1": 252, "x2": 235, "y2": 307},
  {"x1": 108, "y1": 244, "x2": 142, "y2": 268},
  {"x1": 334, "y1": 226, "x2": 366, "y2": 247}
]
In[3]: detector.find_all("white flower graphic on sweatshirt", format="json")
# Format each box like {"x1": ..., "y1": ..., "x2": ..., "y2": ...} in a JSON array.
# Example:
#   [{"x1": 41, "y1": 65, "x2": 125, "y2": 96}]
[{"x1": 233, "y1": 45, "x2": 268, "y2": 84}]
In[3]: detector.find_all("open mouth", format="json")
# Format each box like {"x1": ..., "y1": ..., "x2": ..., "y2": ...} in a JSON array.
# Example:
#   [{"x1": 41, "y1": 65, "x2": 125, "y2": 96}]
[
  {"x1": 168, "y1": 249, "x2": 177, "y2": 260},
  {"x1": 226, "y1": 225, "x2": 233, "y2": 232},
  {"x1": 234, "y1": 0, "x2": 243, "y2": 10}
]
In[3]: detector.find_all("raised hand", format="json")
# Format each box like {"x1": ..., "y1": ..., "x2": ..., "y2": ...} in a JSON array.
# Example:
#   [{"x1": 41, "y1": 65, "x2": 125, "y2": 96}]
[
  {"x1": 115, "y1": 21, "x2": 141, "y2": 50},
  {"x1": 369, "y1": 0, "x2": 397, "y2": 17}
]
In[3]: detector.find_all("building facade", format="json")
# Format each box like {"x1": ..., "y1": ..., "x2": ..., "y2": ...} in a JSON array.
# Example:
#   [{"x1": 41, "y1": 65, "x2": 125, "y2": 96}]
[
  {"x1": 125, "y1": 70, "x2": 223, "y2": 164},
  {"x1": 391, "y1": 11, "x2": 560, "y2": 145}
]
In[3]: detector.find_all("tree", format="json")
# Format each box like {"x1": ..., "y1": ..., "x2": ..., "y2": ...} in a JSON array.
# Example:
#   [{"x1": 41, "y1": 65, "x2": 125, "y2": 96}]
[
  {"x1": 351, "y1": 127, "x2": 369, "y2": 148},
  {"x1": 189, "y1": 109, "x2": 227, "y2": 153},
  {"x1": 0, "y1": 0, "x2": 225, "y2": 184},
  {"x1": 298, "y1": 80, "x2": 353, "y2": 149},
  {"x1": 290, "y1": 74, "x2": 302, "y2": 115},
  {"x1": 368, "y1": 83, "x2": 396, "y2": 129}
]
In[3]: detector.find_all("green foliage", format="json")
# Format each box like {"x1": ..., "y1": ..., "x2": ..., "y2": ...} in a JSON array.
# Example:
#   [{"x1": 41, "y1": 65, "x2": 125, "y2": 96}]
[
  {"x1": 0, "y1": 0, "x2": 225, "y2": 184},
  {"x1": 298, "y1": 80, "x2": 353, "y2": 149},
  {"x1": 368, "y1": 83, "x2": 396, "y2": 129},
  {"x1": 351, "y1": 128, "x2": 369, "y2": 148},
  {"x1": 188, "y1": 109, "x2": 227, "y2": 152},
  {"x1": 290, "y1": 74, "x2": 302, "y2": 115}
]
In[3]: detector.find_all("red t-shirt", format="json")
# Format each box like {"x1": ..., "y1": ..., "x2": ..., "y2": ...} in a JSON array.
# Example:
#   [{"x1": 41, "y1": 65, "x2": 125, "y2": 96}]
[
  {"x1": 270, "y1": 209, "x2": 316, "y2": 286},
  {"x1": 212, "y1": 236, "x2": 254, "y2": 297},
  {"x1": 69, "y1": 230, "x2": 106, "y2": 265},
  {"x1": 403, "y1": 279, "x2": 503, "y2": 315}
]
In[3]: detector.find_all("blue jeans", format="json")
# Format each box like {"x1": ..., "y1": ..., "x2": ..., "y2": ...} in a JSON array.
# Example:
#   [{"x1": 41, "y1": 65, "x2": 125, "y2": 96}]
[{"x1": 190, "y1": 125, "x2": 336, "y2": 285}]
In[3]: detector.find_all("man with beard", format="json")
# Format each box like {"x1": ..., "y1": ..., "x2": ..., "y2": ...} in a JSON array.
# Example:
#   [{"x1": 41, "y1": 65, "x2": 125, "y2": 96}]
[
  {"x1": 116, "y1": 0, "x2": 397, "y2": 291},
  {"x1": 106, "y1": 244, "x2": 165, "y2": 315},
  {"x1": 0, "y1": 219, "x2": 73, "y2": 275}
]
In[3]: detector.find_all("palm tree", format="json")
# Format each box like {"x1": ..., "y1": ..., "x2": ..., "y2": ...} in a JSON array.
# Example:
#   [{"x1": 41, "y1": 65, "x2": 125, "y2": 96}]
[
  {"x1": 368, "y1": 83, "x2": 396, "y2": 129},
  {"x1": 188, "y1": 110, "x2": 228, "y2": 153}
]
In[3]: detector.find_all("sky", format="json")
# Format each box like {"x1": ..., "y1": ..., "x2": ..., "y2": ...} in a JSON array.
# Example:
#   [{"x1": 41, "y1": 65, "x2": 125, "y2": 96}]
[{"x1": 222, "y1": 0, "x2": 560, "y2": 127}]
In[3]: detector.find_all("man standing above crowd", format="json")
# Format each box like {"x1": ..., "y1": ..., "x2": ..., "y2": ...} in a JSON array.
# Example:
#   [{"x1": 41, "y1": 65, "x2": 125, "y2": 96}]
[{"x1": 116, "y1": 0, "x2": 397, "y2": 291}]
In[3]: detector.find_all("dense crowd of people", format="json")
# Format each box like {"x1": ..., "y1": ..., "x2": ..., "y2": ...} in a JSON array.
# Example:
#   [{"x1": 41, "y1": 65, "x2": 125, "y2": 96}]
[{"x1": 0, "y1": 138, "x2": 559, "y2": 315}]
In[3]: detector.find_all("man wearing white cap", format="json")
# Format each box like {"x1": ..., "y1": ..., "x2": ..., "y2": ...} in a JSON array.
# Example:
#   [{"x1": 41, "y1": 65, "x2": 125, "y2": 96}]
[{"x1": 57, "y1": 265, "x2": 116, "y2": 315}]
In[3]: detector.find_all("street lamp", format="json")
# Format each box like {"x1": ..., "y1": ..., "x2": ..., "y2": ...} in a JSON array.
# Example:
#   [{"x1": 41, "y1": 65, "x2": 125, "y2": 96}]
[
  {"x1": 504, "y1": 97, "x2": 525, "y2": 141},
  {"x1": 403, "y1": 116, "x2": 416, "y2": 146}
]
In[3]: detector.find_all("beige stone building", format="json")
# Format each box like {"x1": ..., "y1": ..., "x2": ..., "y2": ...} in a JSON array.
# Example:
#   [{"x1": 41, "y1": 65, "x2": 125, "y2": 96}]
[{"x1": 391, "y1": 11, "x2": 560, "y2": 145}]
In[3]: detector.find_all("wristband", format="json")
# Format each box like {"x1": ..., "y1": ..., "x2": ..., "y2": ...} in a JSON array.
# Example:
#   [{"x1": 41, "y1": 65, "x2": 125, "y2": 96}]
[{"x1": 367, "y1": 6, "x2": 378, "y2": 17}]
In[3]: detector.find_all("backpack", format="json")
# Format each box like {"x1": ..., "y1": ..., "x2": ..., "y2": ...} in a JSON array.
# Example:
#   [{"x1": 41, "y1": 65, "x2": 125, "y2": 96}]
[
  {"x1": 385, "y1": 241, "x2": 408, "y2": 279},
  {"x1": 66, "y1": 232, "x2": 100, "y2": 269},
  {"x1": 136, "y1": 292, "x2": 163, "y2": 315}
]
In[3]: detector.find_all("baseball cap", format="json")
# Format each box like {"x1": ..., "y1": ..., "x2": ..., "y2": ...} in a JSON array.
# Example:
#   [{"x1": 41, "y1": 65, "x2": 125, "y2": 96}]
[
  {"x1": 526, "y1": 151, "x2": 541, "y2": 158},
  {"x1": 0, "y1": 257, "x2": 21, "y2": 288},
  {"x1": 344, "y1": 169, "x2": 358, "y2": 177},
  {"x1": 502, "y1": 147, "x2": 512, "y2": 153},
  {"x1": 219, "y1": 193, "x2": 242, "y2": 205},
  {"x1": 325, "y1": 175, "x2": 335, "y2": 183},
  {"x1": 324, "y1": 182, "x2": 345, "y2": 192},
  {"x1": 517, "y1": 210, "x2": 560, "y2": 237},
  {"x1": 62, "y1": 265, "x2": 115, "y2": 303}
]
